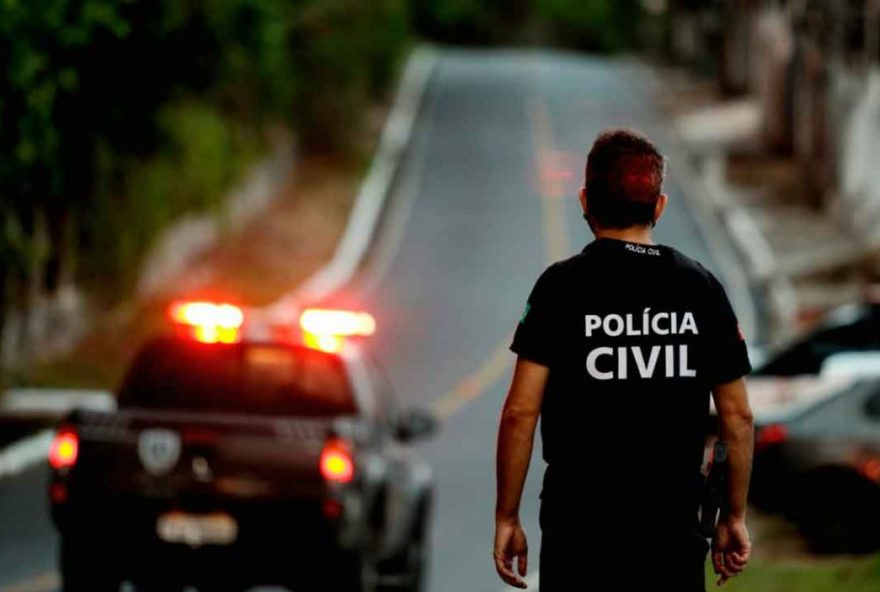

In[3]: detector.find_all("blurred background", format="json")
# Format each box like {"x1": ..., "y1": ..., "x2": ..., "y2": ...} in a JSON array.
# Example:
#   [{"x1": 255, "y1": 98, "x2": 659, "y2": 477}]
[{"x1": 2, "y1": 1, "x2": 880, "y2": 591}]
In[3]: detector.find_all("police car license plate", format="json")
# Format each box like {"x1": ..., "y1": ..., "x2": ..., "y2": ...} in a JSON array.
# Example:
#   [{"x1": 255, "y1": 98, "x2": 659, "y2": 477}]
[{"x1": 157, "y1": 512, "x2": 238, "y2": 547}]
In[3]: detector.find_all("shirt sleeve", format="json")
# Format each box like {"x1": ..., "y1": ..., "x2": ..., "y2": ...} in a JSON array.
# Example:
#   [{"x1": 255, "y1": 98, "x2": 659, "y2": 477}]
[
  {"x1": 509, "y1": 264, "x2": 560, "y2": 367},
  {"x1": 703, "y1": 271, "x2": 752, "y2": 386}
]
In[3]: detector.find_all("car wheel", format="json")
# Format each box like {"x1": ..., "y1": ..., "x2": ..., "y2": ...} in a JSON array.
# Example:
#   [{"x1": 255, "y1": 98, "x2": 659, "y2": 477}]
[
  {"x1": 59, "y1": 537, "x2": 120, "y2": 592},
  {"x1": 134, "y1": 582, "x2": 185, "y2": 592},
  {"x1": 295, "y1": 547, "x2": 365, "y2": 592},
  {"x1": 374, "y1": 493, "x2": 432, "y2": 592}
]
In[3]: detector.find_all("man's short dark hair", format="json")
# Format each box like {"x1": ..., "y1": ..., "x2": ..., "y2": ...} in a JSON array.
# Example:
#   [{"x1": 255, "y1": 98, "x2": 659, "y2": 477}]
[{"x1": 585, "y1": 129, "x2": 666, "y2": 229}]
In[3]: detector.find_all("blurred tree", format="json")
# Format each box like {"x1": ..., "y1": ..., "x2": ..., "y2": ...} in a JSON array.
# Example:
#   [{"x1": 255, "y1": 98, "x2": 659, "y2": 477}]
[
  {"x1": 411, "y1": 0, "x2": 528, "y2": 44},
  {"x1": 0, "y1": 0, "x2": 133, "y2": 338},
  {"x1": 0, "y1": 0, "x2": 411, "y2": 364},
  {"x1": 533, "y1": 0, "x2": 644, "y2": 51},
  {"x1": 291, "y1": 0, "x2": 410, "y2": 152}
]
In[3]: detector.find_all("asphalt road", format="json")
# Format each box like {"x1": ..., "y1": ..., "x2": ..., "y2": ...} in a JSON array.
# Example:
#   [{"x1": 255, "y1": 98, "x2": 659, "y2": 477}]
[{"x1": 0, "y1": 49, "x2": 746, "y2": 592}]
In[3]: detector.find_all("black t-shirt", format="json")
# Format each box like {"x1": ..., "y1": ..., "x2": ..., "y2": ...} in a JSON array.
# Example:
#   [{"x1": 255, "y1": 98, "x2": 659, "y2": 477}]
[{"x1": 510, "y1": 237, "x2": 752, "y2": 525}]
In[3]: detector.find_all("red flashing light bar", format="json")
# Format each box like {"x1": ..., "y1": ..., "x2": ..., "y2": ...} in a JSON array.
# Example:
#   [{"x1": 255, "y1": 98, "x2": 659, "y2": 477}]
[
  {"x1": 299, "y1": 308, "x2": 376, "y2": 353},
  {"x1": 168, "y1": 301, "x2": 244, "y2": 344}
]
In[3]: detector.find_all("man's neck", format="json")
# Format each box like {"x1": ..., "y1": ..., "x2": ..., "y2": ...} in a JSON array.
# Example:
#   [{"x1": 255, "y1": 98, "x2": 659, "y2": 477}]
[{"x1": 593, "y1": 226, "x2": 654, "y2": 245}]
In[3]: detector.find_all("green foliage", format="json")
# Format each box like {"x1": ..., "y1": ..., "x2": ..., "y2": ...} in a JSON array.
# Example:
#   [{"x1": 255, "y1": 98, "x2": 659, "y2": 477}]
[
  {"x1": 361, "y1": 0, "x2": 412, "y2": 97},
  {"x1": 0, "y1": 0, "x2": 411, "y2": 323},
  {"x1": 700, "y1": 554, "x2": 880, "y2": 592},
  {"x1": 82, "y1": 103, "x2": 257, "y2": 290},
  {"x1": 410, "y1": 0, "x2": 643, "y2": 49},
  {"x1": 411, "y1": 0, "x2": 526, "y2": 44},
  {"x1": 291, "y1": 0, "x2": 410, "y2": 153},
  {"x1": 533, "y1": 0, "x2": 644, "y2": 51},
  {"x1": 415, "y1": 0, "x2": 495, "y2": 41},
  {"x1": 0, "y1": 0, "x2": 133, "y2": 295}
]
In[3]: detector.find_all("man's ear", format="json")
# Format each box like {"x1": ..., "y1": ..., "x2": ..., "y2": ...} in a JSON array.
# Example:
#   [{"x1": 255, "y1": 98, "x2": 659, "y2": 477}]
[
  {"x1": 653, "y1": 193, "x2": 668, "y2": 224},
  {"x1": 579, "y1": 186, "x2": 587, "y2": 215}
]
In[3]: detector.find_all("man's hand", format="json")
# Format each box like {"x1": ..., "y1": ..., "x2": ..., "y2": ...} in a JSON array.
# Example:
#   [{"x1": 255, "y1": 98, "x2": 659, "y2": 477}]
[
  {"x1": 494, "y1": 356, "x2": 545, "y2": 589},
  {"x1": 712, "y1": 517, "x2": 751, "y2": 586},
  {"x1": 494, "y1": 516, "x2": 528, "y2": 588}
]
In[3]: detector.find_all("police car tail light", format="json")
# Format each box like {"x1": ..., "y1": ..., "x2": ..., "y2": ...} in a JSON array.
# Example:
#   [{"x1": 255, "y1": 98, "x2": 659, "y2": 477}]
[
  {"x1": 299, "y1": 308, "x2": 376, "y2": 353},
  {"x1": 168, "y1": 301, "x2": 244, "y2": 344},
  {"x1": 755, "y1": 423, "x2": 787, "y2": 450},
  {"x1": 49, "y1": 429, "x2": 79, "y2": 470},
  {"x1": 320, "y1": 438, "x2": 355, "y2": 484}
]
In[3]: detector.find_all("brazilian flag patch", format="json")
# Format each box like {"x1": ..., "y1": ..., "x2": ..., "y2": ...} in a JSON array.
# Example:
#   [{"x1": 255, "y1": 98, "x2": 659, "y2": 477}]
[{"x1": 519, "y1": 302, "x2": 531, "y2": 324}]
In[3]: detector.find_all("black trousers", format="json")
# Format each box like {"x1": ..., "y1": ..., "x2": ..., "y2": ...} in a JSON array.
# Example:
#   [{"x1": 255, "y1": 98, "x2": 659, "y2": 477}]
[{"x1": 538, "y1": 495, "x2": 710, "y2": 592}]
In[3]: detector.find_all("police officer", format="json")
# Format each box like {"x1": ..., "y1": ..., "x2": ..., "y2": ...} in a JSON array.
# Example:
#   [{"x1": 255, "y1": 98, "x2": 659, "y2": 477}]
[{"x1": 493, "y1": 129, "x2": 755, "y2": 591}]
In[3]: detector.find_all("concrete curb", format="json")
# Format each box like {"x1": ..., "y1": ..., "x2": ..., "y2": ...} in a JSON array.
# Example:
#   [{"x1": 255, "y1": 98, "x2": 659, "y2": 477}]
[
  {"x1": 0, "y1": 390, "x2": 114, "y2": 482},
  {"x1": 0, "y1": 389, "x2": 115, "y2": 419},
  {"x1": 665, "y1": 145, "x2": 764, "y2": 344},
  {"x1": 0, "y1": 430, "x2": 53, "y2": 480},
  {"x1": 686, "y1": 151, "x2": 798, "y2": 347}
]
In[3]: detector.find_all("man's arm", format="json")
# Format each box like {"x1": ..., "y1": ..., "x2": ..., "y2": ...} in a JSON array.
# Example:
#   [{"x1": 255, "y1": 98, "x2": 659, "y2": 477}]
[
  {"x1": 711, "y1": 376, "x2": 754, "y2": 521},
  {"x1": 493, "y1": 356, "x2": 548, "y2": 589},
  {"x1": 496, "y1": 263, "x2": 558, "y2": 587},
  {"x1": 496, "y1": 356, "x2": 548, "y2": 520},
  {"x1": 710, "y1": 375, "x2": 755, "y2": 584}
]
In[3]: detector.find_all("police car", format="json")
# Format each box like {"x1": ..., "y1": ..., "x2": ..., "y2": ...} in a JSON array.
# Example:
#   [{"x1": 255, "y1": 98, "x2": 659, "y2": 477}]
[{"x1": 48, "y1": 301, "x2": 437, "y2": 592}]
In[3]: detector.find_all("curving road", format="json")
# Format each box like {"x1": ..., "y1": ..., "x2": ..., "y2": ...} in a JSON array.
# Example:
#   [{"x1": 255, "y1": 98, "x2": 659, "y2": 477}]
[{"x1": 0, "y1": 48, "x2": 748, "y2": 592}]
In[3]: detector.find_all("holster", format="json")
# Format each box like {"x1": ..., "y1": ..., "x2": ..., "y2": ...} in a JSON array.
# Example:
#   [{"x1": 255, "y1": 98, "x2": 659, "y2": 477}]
[{"x1": 698, "y1": 440, "x2": 729, "y2": 539}]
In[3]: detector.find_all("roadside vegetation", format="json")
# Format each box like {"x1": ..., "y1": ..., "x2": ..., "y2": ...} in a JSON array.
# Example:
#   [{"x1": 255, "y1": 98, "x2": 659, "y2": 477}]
[
  {"x1": 0, "y1": 0, "x2": 409, "y2": 380},
  {"x1": 702, "y1": 555, "x2": 880, "y2": 592}
]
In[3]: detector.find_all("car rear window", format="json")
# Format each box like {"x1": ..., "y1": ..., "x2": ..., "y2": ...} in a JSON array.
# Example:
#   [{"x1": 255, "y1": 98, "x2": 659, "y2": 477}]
[{"x1": 118, "y1": 338, "x2": 356, "y2": 416}]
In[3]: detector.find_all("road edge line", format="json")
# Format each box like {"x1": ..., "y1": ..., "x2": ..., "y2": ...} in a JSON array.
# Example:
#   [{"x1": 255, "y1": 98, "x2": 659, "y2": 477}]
[
  {"x1": 667, "y1": 144, "x2": 760, "y2": 341},
  {"x1": 0, "y1": 429, "x2": 52, "y2": 481}
]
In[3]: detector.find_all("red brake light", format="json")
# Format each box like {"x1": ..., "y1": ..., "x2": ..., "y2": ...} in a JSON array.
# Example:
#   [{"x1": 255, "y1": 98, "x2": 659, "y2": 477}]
[
  {"x1": 168, "y1": 301, "x2": 244, "y2": 344},
  {"x1": 323, "y1": 498, "x2": 344, "y2": 519},
  {"x1": 756, "y1": 423, "x2": 787, "y2": 449},
  {"x1": 49, "y1": 430, "x2": 79, "y2": 470},
  {"x1": 320, "y1": 439, "x2": 355, "y2": 484},
  {"x1": 300, "y1": 309, "x2": 376, "y2": 353}
]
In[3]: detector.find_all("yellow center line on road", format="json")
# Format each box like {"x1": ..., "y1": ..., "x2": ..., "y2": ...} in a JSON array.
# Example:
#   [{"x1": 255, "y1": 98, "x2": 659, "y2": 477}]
[
  {"x1": 429, "y1": 82, "x2": 572, "y2": 423},
  {"x1": 429, "y1": 329, "x2": 518, "y2": 420},
  {"x1": 0, "y1": 571, "x2": 59, "y2": 592},
  {"x1": 529, "y1": 95, "x2": 572, "y2": 262}
]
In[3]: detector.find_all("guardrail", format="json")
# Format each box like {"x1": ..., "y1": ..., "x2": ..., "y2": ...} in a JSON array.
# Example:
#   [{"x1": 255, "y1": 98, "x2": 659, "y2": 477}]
[{"x1": 0, "y1": 388, "x2": 116, "y2": 420}]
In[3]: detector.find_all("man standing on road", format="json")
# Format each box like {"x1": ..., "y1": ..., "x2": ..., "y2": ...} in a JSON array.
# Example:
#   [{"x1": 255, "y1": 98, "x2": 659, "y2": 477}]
[{"x1": 493, "y1": 129, "x2": 755, "y2": 591}]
